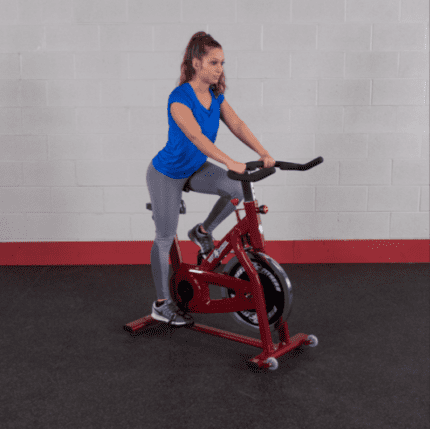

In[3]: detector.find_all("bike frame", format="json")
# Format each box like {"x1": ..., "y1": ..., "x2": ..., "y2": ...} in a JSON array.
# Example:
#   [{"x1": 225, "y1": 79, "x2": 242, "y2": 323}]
[
  {"x1": 125, "y1": 176, "x2": 312, "y2": 369},
  {"x1": 169, "y1": 198, "x2": 266, "y2": 313}
]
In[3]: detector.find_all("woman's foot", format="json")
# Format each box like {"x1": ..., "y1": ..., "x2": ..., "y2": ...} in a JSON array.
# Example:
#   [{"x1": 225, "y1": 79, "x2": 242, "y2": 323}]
[
  {"x1": 187, "y1": 223, "x2": 215, "y2": 258},
  {"x1": 151, "y1": 300, "x2": 194, "y2": 326}
]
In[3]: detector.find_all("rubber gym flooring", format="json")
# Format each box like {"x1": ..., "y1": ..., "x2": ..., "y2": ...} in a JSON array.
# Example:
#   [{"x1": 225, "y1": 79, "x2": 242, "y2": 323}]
[{"x1": 0, "y1": 263, "x2": 428, "y2": 429}]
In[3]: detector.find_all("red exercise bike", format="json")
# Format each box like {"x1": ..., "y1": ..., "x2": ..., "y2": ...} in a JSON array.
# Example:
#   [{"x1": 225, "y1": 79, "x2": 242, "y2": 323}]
[{"x1": 124, "y1": 156, "x2": 324, "y2": 370}]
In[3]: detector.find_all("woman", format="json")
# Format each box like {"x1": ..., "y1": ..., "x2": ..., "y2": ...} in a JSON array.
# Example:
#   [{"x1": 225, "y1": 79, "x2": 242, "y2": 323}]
[{"x1": 147, "y1": 31, "x2": 276, "y2": 326}]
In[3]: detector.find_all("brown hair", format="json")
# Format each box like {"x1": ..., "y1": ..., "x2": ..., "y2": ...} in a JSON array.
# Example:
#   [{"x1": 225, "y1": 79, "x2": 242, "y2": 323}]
[{"x1": 177, "y1": 31, "x2": 226, "y2": 98}]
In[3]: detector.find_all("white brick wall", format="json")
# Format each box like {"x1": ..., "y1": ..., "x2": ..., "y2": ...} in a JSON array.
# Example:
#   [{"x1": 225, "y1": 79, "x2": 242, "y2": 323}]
[{"x1": 0, "y1": 0, "x2": 428, "y2": 242}]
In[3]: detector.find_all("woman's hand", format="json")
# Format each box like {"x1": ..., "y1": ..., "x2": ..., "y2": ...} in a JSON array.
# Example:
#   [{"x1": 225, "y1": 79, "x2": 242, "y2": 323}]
[
  {"x1": 226, "y1": 160, "x2": 247, "y2": 174},
  {"x1": 258, "y1": 154, "x2": 276, "y2": 168},
  {"x1": 227, "y1": 154, "x2": 275, "y2": 175}
]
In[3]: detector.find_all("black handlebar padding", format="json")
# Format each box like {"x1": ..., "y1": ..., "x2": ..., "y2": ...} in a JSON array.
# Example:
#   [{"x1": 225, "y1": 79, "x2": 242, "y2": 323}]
[
  {"x1": 227, "y1": 166, "x2": 276, "y2": 182},
  {"x1": 227, "y1": 156, "x2": 324, "y2": 182}
]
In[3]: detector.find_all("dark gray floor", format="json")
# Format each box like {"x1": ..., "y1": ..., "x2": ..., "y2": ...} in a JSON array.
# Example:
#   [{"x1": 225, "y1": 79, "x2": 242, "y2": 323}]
[{"x1": 0, "y1": 263, "x2": 428, "y2": 429}]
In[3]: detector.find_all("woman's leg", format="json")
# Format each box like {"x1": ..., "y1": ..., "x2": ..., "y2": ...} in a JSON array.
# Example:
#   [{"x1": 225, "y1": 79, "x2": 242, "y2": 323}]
[
  {"x1": 146, "y1": 160, "x2": 188, "y2": 301},
  {"x1": 187, "y1": 161, "x2": 244, "y2": 235}
]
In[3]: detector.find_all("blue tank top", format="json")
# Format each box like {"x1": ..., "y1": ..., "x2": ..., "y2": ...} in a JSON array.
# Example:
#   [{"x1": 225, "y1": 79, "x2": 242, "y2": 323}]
[{"x1": 152, "y1": 82, "x2": 225, "y2": 179}]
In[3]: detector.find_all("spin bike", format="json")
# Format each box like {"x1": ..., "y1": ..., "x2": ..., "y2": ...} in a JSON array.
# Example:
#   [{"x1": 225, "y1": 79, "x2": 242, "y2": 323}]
[{"x1": 124, "y1": 156, "x2": 324, "y2": 370}]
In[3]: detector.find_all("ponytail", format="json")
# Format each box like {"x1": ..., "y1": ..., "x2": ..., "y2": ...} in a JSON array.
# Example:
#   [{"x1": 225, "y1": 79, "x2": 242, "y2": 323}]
[{"x1": 177, "y1": 31, "x2": 226, "y2": 98}]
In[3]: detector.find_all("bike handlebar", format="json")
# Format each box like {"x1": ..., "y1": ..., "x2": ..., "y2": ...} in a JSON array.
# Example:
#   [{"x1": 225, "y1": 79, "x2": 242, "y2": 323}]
[{"x1": 227, "y1": 156, "x2": 324, "y2": 182}]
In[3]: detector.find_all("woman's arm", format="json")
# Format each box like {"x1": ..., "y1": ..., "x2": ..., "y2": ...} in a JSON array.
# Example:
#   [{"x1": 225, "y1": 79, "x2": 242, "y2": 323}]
[
  {"x1": 233, "y1": 122, "x2": 269, "y2": 157},
  {"x1": 171, "y1": 102, "x2": 236, "y2": 168},
  {"x1": 220, "y1": 100, "x2": 269, "y2": 157}
]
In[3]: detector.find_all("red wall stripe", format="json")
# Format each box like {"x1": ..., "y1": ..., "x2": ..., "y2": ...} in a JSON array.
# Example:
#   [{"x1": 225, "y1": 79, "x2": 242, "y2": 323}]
[{"x1": 0, "y1": 240, "x2": 428, "y2": 265}]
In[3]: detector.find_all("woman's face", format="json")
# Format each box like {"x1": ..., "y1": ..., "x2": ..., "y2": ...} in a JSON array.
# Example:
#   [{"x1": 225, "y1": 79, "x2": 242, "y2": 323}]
[{"x1": 193, "y1": 48, "x2": 225, "y2": 84}]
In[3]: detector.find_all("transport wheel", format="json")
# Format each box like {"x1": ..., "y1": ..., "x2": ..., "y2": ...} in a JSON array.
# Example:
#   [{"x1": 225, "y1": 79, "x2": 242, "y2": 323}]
[
  {"x1": 266, "y1": 357, "x2": 279, "y2": 370},
  {"x1": 221, "y1": 252, "x2": 293, "y2": 332},
  {"x1": 306, "y1": 335, "x2": 318, "y2": 347}
]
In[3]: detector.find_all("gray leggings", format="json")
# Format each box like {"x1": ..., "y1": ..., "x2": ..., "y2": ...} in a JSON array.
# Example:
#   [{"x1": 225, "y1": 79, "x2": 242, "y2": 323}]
[{"x1": 146, "y1": 159, "x2": 244, "y2": 302}]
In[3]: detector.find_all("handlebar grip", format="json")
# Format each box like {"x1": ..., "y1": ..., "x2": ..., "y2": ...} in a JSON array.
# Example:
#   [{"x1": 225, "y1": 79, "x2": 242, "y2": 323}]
[
  {"x1": 227, "y1": 165, "x2": 276, "y2": 182},
  {"x1": 227, "y1": 156, "x2": 324, "y2": 182},
  {"x1": 277, "y1": 156, "x2": 324, "y2": 171}
]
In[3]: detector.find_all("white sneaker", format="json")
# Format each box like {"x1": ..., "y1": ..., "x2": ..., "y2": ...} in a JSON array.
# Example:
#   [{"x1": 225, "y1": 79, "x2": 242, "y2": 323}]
[{"x1": 151, "y1": 300, "x2": 194, "y2": 327}]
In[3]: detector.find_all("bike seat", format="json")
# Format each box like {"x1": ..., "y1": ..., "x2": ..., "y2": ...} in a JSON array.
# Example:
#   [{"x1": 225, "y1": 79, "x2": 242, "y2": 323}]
[
  {"x1": 146, "y1": 199, "x2": 186, "y2": 214},
  {"x1": 183, "y1": 178, "x2": 192, "y2": 193}
]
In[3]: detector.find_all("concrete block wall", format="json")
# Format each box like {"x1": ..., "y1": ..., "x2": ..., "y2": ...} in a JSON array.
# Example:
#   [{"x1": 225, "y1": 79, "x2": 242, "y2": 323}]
[{"x1": 0, "y1": 0, "x2": 428, "y2": 242}]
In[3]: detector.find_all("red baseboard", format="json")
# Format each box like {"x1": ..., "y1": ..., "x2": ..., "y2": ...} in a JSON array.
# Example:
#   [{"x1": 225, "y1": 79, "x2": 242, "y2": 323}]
[{"x1": 0, "y1": 240, "x2": 428, "y2": 265}]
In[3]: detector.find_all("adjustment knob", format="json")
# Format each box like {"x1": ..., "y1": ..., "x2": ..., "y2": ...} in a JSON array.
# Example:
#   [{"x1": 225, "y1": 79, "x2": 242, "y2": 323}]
[
  {"x1": 231, "y1": 198, "x2": 239, "y2": 206},
  {"x1": 258, "y1": 205, "x2": 268, "y2": 214}
]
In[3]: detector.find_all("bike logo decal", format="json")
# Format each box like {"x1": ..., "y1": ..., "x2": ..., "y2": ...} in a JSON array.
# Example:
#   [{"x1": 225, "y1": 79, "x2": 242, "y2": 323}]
[{"x1": 207, "y1": 240, "x2": 228, "y2": 263}]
